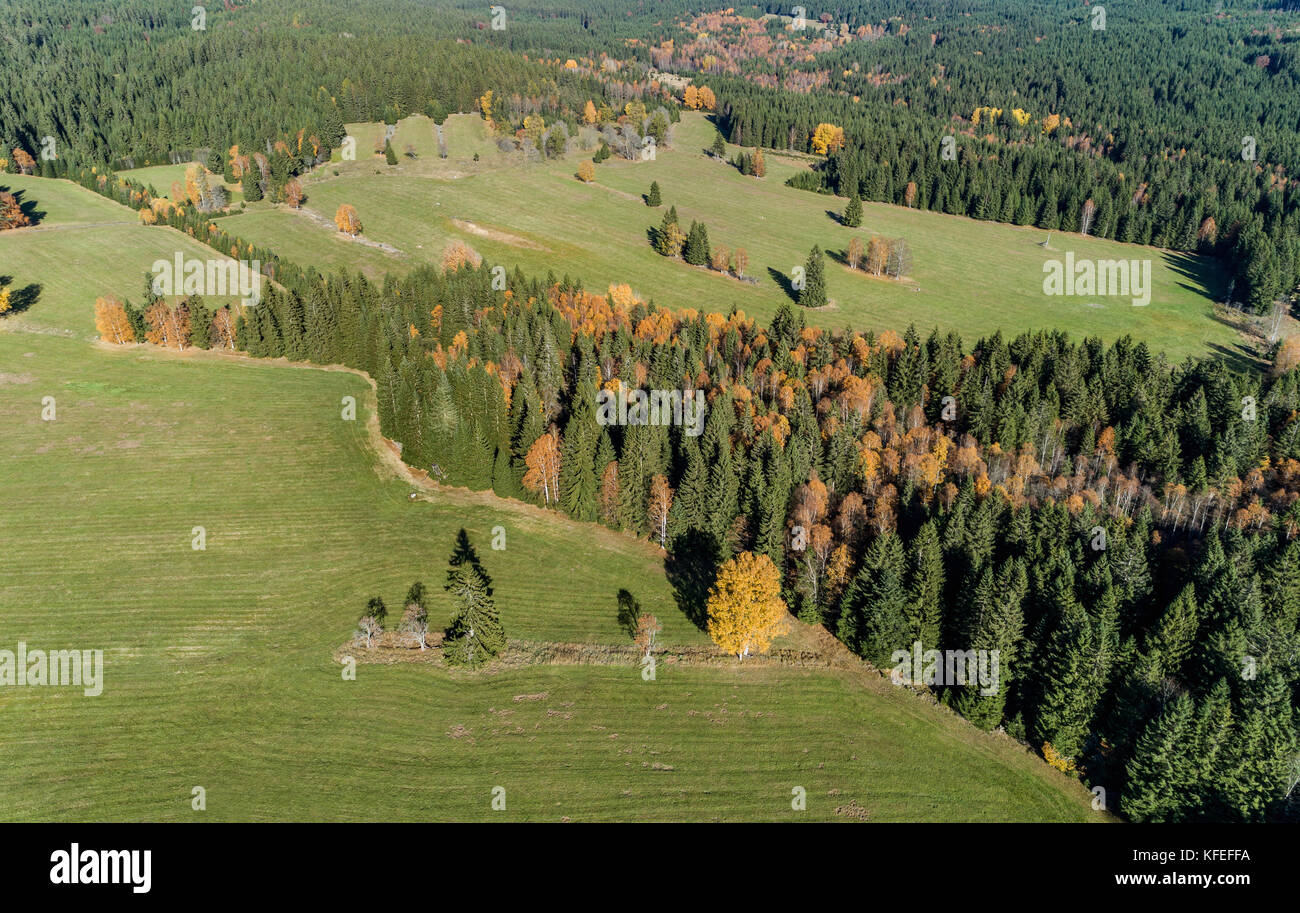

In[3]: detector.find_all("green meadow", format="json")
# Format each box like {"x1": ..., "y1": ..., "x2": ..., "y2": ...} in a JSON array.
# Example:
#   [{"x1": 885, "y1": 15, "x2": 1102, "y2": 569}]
[
  {"x1": 0, "y1": 175, "x2": 244, "y2": 338},
  {"x1": 0, "y1": 331, "x2": 1101, "y2": 821},
  {"x1": 213, "y1": 112, "x2": 1235, "y2": 363}
]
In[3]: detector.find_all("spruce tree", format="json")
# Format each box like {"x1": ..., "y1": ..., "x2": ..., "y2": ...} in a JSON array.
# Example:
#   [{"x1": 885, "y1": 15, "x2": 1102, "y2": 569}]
[
  {"x1": 241, "y1": 167, "x2": 262, "y2": 202},
  {"x1": 839, "y1": 533, "x2": 909, "y2": 665},
  {"x1": 1122, "y1": 694, "x2": 1196, "y2": 822},
  {"x1": 188, "y1": 297, "x2": 211, "y2": 349},
  {"x1": 684, "y1": 220, "x2": 710, "y2": 266},
  {"x1": 799, "y1": 245, "x2": 827, "y2": 308},
  {"x1": 442, "y1": 532, "x2": 505, "y2": 666},
  {"x1": 843, "y1": 194, "x2": 863, "y2": 228},
  {"x1": 907, "y1": 520, "x2": 944, "y2": 649},
  {"x1": 560, "y1": 381, "x2": 600, "y2": 521},
  {"x1": 646, "y1": 181, "x2": 661, "y2": 206}
]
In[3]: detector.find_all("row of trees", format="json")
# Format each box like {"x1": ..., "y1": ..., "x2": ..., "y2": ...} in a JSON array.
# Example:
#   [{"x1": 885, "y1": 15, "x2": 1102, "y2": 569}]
[
  {"x1": 354, "y1": 531, "x2": 505, "y2": 666},
  {"x1": 650, "y1": 205, "x2": 749, "y2": 278},
  {"x1": 94, "y1": 294, "x2": 238, "y2": 351},
  {"x1": 846, "y1": 235, "x2": 912, "y2": 280}
]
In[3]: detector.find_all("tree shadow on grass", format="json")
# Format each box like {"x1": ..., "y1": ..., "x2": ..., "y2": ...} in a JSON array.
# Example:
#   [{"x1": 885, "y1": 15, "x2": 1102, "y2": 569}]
[
  {"x1": 0, "y1": 186, "x2": 46, "y2": 226},
  {"x1": 767, "y1": 265, "x2": 798, "y2": 302},
  {"x1": 447, "y1": 527, "x2": 492, "y2": 594},
  {"x1": 826, "y1": 247, "x2": 850, "y2": 267},
  {"x1": 616, "y1": 588, "x2": 641, "y2": 639},
  {"x1": 0, "y1": 276, "x2": 40, "y2": 314},
  {"x1": 664, "y1": 527, "x2": 720, "y2": 631}
]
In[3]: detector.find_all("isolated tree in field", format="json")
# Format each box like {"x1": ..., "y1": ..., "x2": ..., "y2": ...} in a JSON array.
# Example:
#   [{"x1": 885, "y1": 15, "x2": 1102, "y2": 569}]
[
  {"x1": 706, "y1": 551, "x2": 789, "y2": 659},
  {"x1": 843, "y1": 194, "x2": 863, "y2": 227},
  {"x1": 634, "y1": 613, "x2": 661, "y2": 662},
  {"x1": 576, "y1": 160, "x2": 595, "y2": 182},
  {"x1": 646, "y1": 180, "x2": 661, "y2": 206},
  {"x1": 710, "y1": 133, "x2": 726, "y2": 159},
  {"x1": 648, "y1": 474, "x2": 674, "y2": 546},
  {"x1": 731, "y1": 247, "x2": 749, "y2": 278},
  {"x1": 335, "y1": 203, "x2": 362, "y2": 236},
  {"x1": 800, "y1": 245, "x2": 827, "y2": 308},
  {"x1": 0, "y1": 190, "x2": 31, "y2": 229},
  {"x1": 0, "y1": 286, "x2": 10, "y2": 316},
  {"x1": 443, "y1": 533, "x2": 505, "y2": 665},
  {"x1": 523, "y1": 429, "x2": 562, "y2": 506},
  {"x1": 284, "y1": 179, "x2": 303, "y2": 209},
  {"x1": 752, "y1": 147, "x2": 765, "y2": 177},
  {"x1": 11, "y1": 147, "x2": 34, "y2": 175},
  {"x1": 94, "y1": 296, "x2": 135, "y2": 344},
  {"x1": 355, "y1": 613, "x2": 383, "y2": 649},
  {"x1": 847, "y1": 236, "x2": 865, "y2": 270},
  {"x1": 384, "y1": 140, "x2": 397, "y2": 165}
]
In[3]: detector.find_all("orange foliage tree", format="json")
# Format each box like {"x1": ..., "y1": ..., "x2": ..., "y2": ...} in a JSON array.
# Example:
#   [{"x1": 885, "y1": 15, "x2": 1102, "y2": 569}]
[
  {"x1": 0, "y1": 190, "x2": 31, "y2": 230},
  {"x1": 810, "y1": 123, "x2": 845, "y2": 155},
  {"x1": 706, "y1": 551, "x2": 789, "y2": 659},
  {"x1": 94, "y1": 296, "x2": 135, "y2": 344},
  {"x1": 523, "y1": 429, "x2": 562, "y2": 506},
  {"x1": 334, "y1": 203, "x2": 362, "y2": 236},
  {"x1": 11, "y1": 147, "x2": 35, "y2": 174}
]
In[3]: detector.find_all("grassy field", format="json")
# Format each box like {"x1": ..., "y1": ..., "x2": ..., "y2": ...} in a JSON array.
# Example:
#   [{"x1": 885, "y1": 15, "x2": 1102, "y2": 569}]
[
  {"x1": 0, "y1": 175, "x2": 244, "y2": 338},
  {"x1": 0, "y1": 147, "x2": 1107, "y2": 823},
  {"x1": 212, "y1": 111, "x2": 1239, "y2": 363},
  {"x1": 0, "y1": 330, "x2": 1101, "y2": 821}
]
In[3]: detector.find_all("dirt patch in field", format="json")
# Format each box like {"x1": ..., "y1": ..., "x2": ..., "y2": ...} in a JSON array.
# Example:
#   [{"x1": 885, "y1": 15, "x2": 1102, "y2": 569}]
[
  {"x1": 0, "y1": 372, "x2": 35, "y2": 385},
  {"x1": 450, "y1": 218, "x2": 547, "y2": 250}
]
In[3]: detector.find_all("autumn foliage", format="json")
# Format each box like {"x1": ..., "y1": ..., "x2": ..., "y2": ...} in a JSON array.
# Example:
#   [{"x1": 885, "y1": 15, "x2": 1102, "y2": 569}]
[
  {"x1": 706, "y1": 551, "x2": 789, "y2": 659},
  {"x1": 334, "y1": 203, "x2": 362, "y2": 236}
]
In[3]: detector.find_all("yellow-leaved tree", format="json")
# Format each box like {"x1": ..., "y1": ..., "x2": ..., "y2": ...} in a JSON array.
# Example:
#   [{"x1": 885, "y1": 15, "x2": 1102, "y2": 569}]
[{"x1": 706, "y1": 551, "x2": 789, "y2": 659}]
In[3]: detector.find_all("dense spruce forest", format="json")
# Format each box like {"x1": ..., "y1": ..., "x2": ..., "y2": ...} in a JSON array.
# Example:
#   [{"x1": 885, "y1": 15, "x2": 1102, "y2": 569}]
[{"x1": 96, "y1": 253, "x2": 1300, "y2": 822}]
